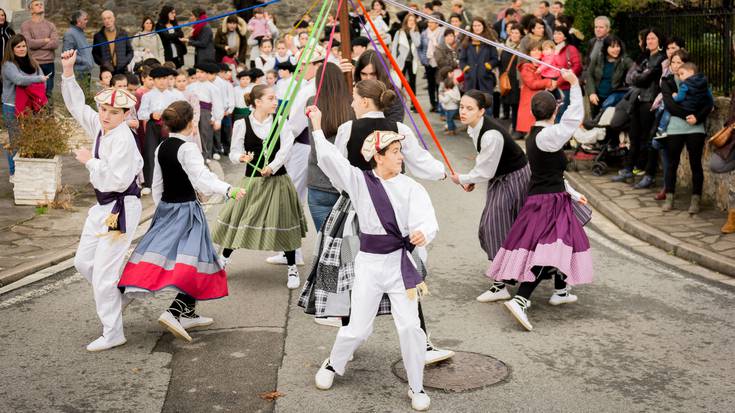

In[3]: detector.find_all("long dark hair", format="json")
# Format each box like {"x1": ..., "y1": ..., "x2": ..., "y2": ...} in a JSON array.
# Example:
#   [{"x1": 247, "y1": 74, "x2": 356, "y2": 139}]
[
  {"x1": 0, "y1": 8, "x2": 11, "y2": 29},
  {"x1": 140, "y1": 17, "x2": 154, "y2": 32},
  {"x1": 3, "y1": 34, "x2": 39, "y2": 73},
  {"x1": 354, "y1": 50, "x2": 392, "y2": 87},
  {"x1": 157, "y1": 5, "x2": 176, "y2": 25},
  {"x1": 603, "y1": 34, "x2": 625, "y2": 59},
  {"x1": 462, "y1": 17, "x2": 496, "y2": 48},
  {"x1": 315, "y1": 62, "x2": 354, "y2": 137}
]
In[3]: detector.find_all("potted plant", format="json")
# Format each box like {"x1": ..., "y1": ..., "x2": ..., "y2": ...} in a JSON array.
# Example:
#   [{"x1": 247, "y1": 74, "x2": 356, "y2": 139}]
[{"x1": 11, "y1": 109, "x2": 70, "y2": 206}]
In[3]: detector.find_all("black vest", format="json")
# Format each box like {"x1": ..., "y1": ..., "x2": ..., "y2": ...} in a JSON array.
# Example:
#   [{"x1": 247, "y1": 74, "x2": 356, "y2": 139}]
[
  {"x1": 243, "y1": 115, "x2": 287, "y2": 177},
  {"x1": 526, "y1": 126, "x2": 567, "y2": 195},
  {"x1": 347, "y1": 117, "x2": 399, "y2": 170},
  {"x1": 476, "y1": 116, "x2": 527, "y2": 177},
  {"x1": 158, "y1": 138, "x2": 197, "y2": 203}
]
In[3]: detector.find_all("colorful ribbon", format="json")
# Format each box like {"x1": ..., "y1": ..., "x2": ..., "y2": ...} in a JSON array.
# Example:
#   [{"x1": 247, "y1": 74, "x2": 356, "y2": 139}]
[
  {"x1": 313, "y1": 0, "x2": 345, "y2": 105},
  {"x1": 80, "y1": 0, "x2": 282, "y2": 50}
]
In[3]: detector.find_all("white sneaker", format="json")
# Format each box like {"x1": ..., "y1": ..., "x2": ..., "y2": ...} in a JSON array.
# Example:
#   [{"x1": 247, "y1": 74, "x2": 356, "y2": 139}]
[
  {"x1": 9, "y1": 174, "x2": 14, "y2": 184},
  {"x1": 213, "y1": 153, "x2": 221, "y2": 161},
  {"x1": 425, "y1": 334, "x2": 455, "y2": 365},
  {"x1": 408, "y1": 388, "x2": 431, "y2": 411},
  {"x1": 86, "y1": 335, "x2": 127, "y2": 352},
  {"x1": 476, "y1": 284, "x2": 511, "y2": 302},
  {"x1": 180, "y1": 315, "x2": 214, "y2": 329},
  {"x1": 219, "y1": 254, "x2": 231, "y2": 269},
  {"x1": 504, "y1": 296, "x2": 533, "y2": 331},
  {"x1": 266, "y1": 249, "x2": 305, "y2": 265},
  {"x1": 158, "y1": 311, "x2": 192, "y2": 342},
  {"x1": 315, "y1": 358, "x2": 335, "y2": 390},
  {"x1": 549, "y1": 287, "x2": 578, "y2": 306},
  {"x1": 314, "y1": 317, "x2": 343, "y2": 327},
  {"x1": 141, "y1": 187, "x2": 152, "y2": 196},
  {"x1": 287, "y1": 265, "x2": 300, "y2": 289}
]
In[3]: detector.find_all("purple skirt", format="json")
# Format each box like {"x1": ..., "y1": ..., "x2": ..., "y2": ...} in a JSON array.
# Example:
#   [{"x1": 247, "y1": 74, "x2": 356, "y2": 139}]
[{"x1": 487, "y1": 192, "x2": 594, "y2": 285}]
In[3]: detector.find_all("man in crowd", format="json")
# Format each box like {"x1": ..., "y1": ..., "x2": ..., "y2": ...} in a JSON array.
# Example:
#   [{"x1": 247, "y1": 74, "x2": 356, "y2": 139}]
[
  {"x1": 419, "y1": 13, "x2": 445, "y2": 113},
  {"x1": 497, "y1": 0, "x2": 524, "y2": 23},
  {"x1": 20, "y1": 0, "x2": 59, "y2": 99},
  {"x1": 551, "y1": 1, "x2": 564, "y2": 18},
  {"x1": 62, "y1": 10, "x2": 94, "y2": 101},
  {"x1": 92, "y1": 10, "x2": 134, "y2": 75},
  {"x1": 586, "y1": 16, "x2": 611, "y2": 65},
  {"x1": 493, "y1": 8, "x2": 517, "y2": 41},
  {"x1": 538, "y1": 1, "x2": 556, "y2": 30}
]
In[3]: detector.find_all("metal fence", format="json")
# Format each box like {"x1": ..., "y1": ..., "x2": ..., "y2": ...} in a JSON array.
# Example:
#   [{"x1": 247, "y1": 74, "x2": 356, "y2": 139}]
[{"x1": 616, "y1": 2, "x2": 734, "y2": 96}]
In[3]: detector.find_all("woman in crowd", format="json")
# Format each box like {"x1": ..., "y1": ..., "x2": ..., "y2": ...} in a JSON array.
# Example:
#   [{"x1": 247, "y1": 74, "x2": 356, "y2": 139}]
[
  {"x1": 519, "y1": 16, "x2": 548, "y2": 55},
  {"x1": 659, "y1": 50, "x2": 714, "y2": 213},
  {"x1": 156, "y1": 5, "x2": 187, "y2": 68},
  {"x1": 214, "y1": 14, "x2": 248, "y2": 65},
  {"x1": 371, "y1": 0, "x2": 391, "y2": 26},
  {"x1": 354, "y1": 50, "x2": 404, "y2": 122},
  {"x1": 2, "y1": 34, "x2": 48, "y2": 183},
  {"x1": 499, "y1": 22, "x2": 524, "y2": 139},
  {"x1": 551, "y1": 26, "x2": 582, "y2": 121},
  {"x1": 0, "y1": 8, "x2": 15, "y2": 98},
  {"x1": 459, "y1": 18, "x2": 499, "y2": 99},
  {"x1": 132, "y1": 17, "x2": 165, "y2": 71},
  {"x1": 391, "y1": 13, "x2": 421, "y2": 96},
  {"x1": 185, "y1": 8, "x2": 216, "y2": 65},
  {"x1": 612, "y1": 28, "x2": 666, "y2": 187},
  {"x1": 516, "y1": 41, "x2": 554, "y2": 137}
]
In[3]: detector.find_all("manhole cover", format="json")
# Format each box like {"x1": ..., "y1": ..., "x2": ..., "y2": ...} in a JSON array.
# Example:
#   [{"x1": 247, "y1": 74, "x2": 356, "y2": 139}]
[{"x1": 392, "y1": 351, "x2": 509, "y2": 392}]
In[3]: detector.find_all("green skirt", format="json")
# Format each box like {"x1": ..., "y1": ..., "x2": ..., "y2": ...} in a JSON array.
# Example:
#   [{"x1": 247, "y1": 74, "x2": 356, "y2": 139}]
[{"x1": 213, "y1": 174, "x2": 307, "y2": 251}]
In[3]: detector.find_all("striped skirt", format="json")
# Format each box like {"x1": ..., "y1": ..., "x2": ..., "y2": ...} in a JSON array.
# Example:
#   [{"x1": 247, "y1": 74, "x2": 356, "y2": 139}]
[
  {"x1": 119, "y1": 201, "x2": 227, "y2": 300},
  {"x1": 212, "y1": 174, "x2": 307, "y2": 252},
  {"x1": 479, "y1": 164, "x2": 532, "y2": 260}
]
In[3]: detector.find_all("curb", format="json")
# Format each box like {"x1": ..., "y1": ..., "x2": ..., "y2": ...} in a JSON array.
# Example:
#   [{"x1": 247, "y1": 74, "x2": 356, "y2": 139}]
[
  {"x1": 565, "y1": 171, "x2": 735, "y2": 277},
  {"x1": 0, "y1": 204, "x2": 157, "y2": 288}
]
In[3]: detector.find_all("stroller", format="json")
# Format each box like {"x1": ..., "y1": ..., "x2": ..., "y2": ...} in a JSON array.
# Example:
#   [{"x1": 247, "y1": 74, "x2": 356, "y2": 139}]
[{"x1": 569, "y1": 91, "x2": 633, "y2": 176}]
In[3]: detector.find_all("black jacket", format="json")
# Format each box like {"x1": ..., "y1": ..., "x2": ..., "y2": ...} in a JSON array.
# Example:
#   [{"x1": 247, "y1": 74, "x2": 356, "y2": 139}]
[
  {"x1": 92, "y1": 27, "x2": 134, "y2": 74},
  {"x1": 189, "y1": 25, "x2": 216, "y2": 65},
  {"x1": 627, "y1": 50, "x2": 665, "y2": 102},
  {"x1": 155, "y1": 21, "x2": 187, "y2": 63},
  {"x1": 660, "y1": 74, "x2": 713, "y2": 125}
]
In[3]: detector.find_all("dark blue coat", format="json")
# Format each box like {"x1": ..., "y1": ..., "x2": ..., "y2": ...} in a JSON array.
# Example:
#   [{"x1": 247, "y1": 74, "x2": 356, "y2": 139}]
[{"x1": 459, "y1": 43, "x2": 499, "y2": 93}]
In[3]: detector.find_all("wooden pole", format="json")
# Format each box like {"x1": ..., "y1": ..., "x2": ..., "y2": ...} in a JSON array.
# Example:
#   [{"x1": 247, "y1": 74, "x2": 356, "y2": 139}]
[{"x1": 338, "y1": 0, "x2": 353, "y2": 86}]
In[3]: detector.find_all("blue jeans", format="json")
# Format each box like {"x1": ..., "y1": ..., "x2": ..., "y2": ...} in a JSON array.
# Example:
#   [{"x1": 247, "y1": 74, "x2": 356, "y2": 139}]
[
  {"x1": 555, "y1": 89, "x2": 571, "y2": 122},
  {"x1": 600, "y1": 91, "x2": 626, "y2": 110},
  {"x1": 40, "y1": 63, "x2": 55, "y2": 99},
  {"x1": 657, "y1": 106, "x2": 671, "y2": 134},
  {"x1": 308, "y1": 187, "x2": 340, "y2": 232},
  {"x1": 2, "y1": 104, "x2": 18, "y2": 176},
  {"x1": 444, "y1": 109, "x2": 458, "y2": 131}
]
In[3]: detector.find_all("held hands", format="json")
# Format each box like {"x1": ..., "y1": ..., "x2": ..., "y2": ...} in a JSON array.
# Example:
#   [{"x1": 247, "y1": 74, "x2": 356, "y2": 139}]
[
  {"x1": 261, "y1": 166, "x2": 273, "y2": 177},
  {"x1": 560, "y1": 69, "x2": 578, "y2": 86},
  {"x1": 589, "y1": 93, "x2": 599, "y2": 106},
  {"x1": 410, "y1": 231, "x2": 427, "y2": 247},
  {"x1": 228, "y1": 186, "x2": 247, "y2": 200},
  {"x1": 61, "y1": 50, "x2": 77, "y2": 76},
  {"x1": 578, "y1": 195, "x2": 588, "y2": 206},
  {"x1": 339, "y1": 58, "x2": 354, "y2": 74},
  {"x1": 305, "y1": 105, "x2": 322, "y2": 131},
  {"x1": 74, "y1": 148, "x2": 92, "y2": 165},
  {"x1": 449, "y1": 172, "x2": 461, "y2": 185},
  {"x1": 686, "y1": 115, "x2": 697, "y2": 125},
  {"x1": 239, "y1": 151, "x2": 254, "y2": 164}
]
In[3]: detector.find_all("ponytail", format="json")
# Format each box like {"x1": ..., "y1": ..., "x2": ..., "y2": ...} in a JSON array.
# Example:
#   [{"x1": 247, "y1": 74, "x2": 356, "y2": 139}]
[
  {"x1": 355, "y1": 79, "x2": 396, "y2": 111},
  {"x1": 162, "y1": 101, "x2": 194, "y2": 133},
  {"x1": 463, "y1": 89, "x2": 493, "y2": 110}
]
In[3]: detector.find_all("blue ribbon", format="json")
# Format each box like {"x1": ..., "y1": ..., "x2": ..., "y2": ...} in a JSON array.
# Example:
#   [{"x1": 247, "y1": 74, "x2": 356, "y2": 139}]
[{"x1": 80, "y1": 0, "x2": 282, "y2": 50}]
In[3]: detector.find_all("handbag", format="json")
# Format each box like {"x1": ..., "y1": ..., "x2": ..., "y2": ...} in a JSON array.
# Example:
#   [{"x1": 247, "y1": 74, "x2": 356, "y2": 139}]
[
  {"x1": 708, "y1": 124, "x2": 734, "y2": 148},
  {"x1": 571, "y1": 201, "x2": 593, "y2": 227},
  {"x1": 499, "y1": 54, "x2": 516, "y2": 96}
]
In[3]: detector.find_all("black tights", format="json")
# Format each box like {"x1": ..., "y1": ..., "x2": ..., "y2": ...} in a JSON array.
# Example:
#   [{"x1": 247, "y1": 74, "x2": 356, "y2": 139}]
[
  {"x1": 341, "y1": 299, "x2": 428, "y2": 334},
  {"x1": 516, "y1": 267, "x2": 567, "y2": 300},
  {"x1": 169, "y1": 293, "x2": 196, "y2": 318},
  {"x1": 223, "y1": 248, "x2": 297, "y2": 266}
]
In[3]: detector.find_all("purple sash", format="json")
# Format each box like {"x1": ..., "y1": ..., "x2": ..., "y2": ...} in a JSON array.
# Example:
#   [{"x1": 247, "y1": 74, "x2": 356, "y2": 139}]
[
  {"x1": 199, "y1": 101, "x2": 212, "y2": 111},
  {"x1": 358, "y1": 170, "x2": 423, "y2": 294},
  {"x1": 93, "y1": 130, "x2": 140, "y2": 234}
]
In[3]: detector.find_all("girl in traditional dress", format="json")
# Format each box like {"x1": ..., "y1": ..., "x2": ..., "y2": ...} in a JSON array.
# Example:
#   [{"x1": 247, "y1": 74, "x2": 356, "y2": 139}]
[
  {"x1": 213, "y1": 84, "x2": 307, "y2": 289},
  {"x1": 488, "y1": 70, "x2": 592, "y2": 331},
  {"x1": 450, "y1": 89, "x2": 531, "y2": 303},
  {"x1": 119, "y1": 101, "x2": 246, "y2": 342}
]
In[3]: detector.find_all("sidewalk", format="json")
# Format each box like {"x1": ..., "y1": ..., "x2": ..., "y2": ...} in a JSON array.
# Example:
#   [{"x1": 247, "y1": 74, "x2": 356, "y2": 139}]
[
  {"x1": 0, "y1": 153, "x2": 155, "y2": 287},
  {"x1": 566, "y1": 167, "x2": 735, "y2": 277}
]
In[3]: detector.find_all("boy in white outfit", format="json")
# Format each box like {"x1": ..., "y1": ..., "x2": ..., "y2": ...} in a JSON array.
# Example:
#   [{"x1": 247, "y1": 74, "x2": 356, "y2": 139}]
[
  {"x1": 308, "y1": 106, "x2": 436, "y2": 412},
  {"x1": 60, "y1": 50, "x2": 144, "y2": 352}
]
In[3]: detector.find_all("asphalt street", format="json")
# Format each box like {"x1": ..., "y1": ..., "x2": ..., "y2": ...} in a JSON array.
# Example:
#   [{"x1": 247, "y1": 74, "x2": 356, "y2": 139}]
[{"x1": 2, "y1": 115, "x2": 735, "y2": 413}]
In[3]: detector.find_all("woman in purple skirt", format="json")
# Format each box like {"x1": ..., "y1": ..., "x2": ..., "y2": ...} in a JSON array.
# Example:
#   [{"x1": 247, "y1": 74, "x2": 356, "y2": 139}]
[{"x1": 488, "y1": 69, "x2": 593, "y2": 331}]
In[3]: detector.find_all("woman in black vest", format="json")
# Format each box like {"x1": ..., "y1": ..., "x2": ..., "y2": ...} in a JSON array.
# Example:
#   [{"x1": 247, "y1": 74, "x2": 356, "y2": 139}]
[
  {"x1": 488, "y1": 71, "x2": 593, "y2": 331},
  {"x1": 213, "y1": 85, "x2": 308, "y2": 289},
  {"x1": 451, "y1": 90, "x2": 531, "y2": 304},
  {"x1": 299, "y1": 79, "x2": 454, "y2": 364},
  {"x1": 119, "y1": 101, "x2": 245, "y2": 342}
]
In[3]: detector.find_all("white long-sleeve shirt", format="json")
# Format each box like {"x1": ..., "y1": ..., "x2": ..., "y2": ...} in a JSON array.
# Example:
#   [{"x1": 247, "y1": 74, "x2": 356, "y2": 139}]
[
  {"x1": 151, "y1": 133, "x2": 231, "y2": 206},
  {"x1": 61, "y1": 74, "x2": 143, "y2": 193},
  {"x1": 228, "y1": 114, "x2": 295, "y2": 173},
  {"x1": 314, "y1": 129, "x2": 438, "y2": 242},
  {"x1": 187, "y1": 81, "x2": 224, "y2": 125},
  {"x1": 137, "y1": 88, "x2": 186, "y2": 121},
  {"x1": 275, "y1": 77, "x2": 291, "y2": 101},
  {"x1": 534, "y1": 85, "x2": 584, "y2": 152},
  {"x1": 333, "y1": 112, "x2": 446, "y2": 181},
  {"x1": 288, "y1": 77, "x2": 315, "y2": 136},
  {"x1": 459, "y1": 116, "x2": 505, "y2": 185},
  {"x1": 214, "y1": 76, "x2": 235, "y2": 115},
  {"x1": 233, "y1": 85, "x2": 249, "y2": 109}
]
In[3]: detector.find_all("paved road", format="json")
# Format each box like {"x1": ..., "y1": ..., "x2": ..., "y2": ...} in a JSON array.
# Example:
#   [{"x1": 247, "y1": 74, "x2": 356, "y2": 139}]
[{"x1": 2, "y1": 120, "x2": 735, "y2": 413}]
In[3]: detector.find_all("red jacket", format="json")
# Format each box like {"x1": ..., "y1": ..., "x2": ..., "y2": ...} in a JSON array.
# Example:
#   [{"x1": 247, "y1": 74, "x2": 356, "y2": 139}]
[
  {"x1": 15, "y1": 82, "x2": 47, "y2": 116},
  {"x1": 552, "y1": 44, "x2": 582, "y2": 90},
  {"x1": 516, "y1": 62, "x2": 552, "y2": 134}
]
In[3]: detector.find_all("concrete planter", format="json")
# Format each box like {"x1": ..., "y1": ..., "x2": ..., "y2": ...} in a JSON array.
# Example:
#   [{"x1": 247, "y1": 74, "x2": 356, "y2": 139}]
[{"x1": 12, "y1": 155, "x2": 62, "y2": 206}]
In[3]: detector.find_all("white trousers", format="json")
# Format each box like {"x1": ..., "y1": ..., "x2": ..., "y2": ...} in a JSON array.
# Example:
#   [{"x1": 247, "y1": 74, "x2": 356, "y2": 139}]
[
  {"x1": 286, "y1": 142, "x2": 310, "y2": 203},
  {"x1": 74, "y1": 197, "x2": 142, "y2": 340},
  {"x1": 329, "y1": 251, "x2": 426, "y2": 393}
]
